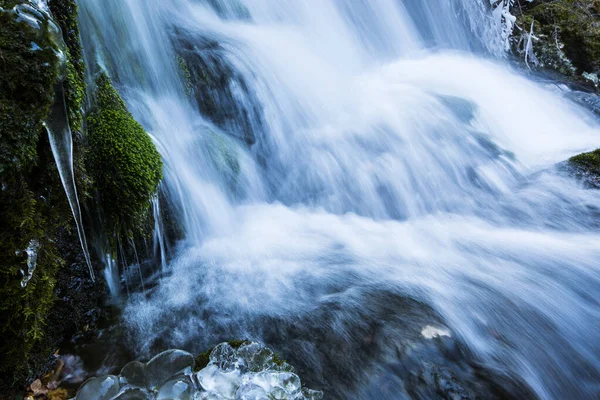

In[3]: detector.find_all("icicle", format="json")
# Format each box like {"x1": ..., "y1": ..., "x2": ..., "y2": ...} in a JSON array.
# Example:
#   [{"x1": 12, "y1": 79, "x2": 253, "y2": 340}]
[
  {"x1": 103, "y1": 253, "x2": 120, "y2": 299},
  {"x1": 129, "y1": 237, "x2": 146, "y2": 293},
  {"x1": 18, "y1": 239, "x2": 40, "y2": 288},
  {"x1": 46, "y1": 84, "x2": 95, "y2": 282},
  {"x1": 152, "y1": 196, "x2": 168, "y2": 272}
]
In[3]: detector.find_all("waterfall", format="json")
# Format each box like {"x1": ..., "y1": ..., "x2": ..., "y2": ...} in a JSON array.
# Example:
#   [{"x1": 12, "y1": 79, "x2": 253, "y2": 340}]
[{"x1": 77, "y1": 1, "x2": 600, "y2": 398}]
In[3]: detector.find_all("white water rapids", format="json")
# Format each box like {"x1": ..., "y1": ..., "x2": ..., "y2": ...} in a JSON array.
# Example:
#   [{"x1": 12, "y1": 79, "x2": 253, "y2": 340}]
[{"x1": 77, "y1": 1, "x2": 600, "y2": 398}]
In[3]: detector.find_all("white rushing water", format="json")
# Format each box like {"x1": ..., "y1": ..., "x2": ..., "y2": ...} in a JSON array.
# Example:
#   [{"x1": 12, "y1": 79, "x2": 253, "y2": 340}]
[{"x1": 77, "y1": 0, "x2": 600, "y2": 398}]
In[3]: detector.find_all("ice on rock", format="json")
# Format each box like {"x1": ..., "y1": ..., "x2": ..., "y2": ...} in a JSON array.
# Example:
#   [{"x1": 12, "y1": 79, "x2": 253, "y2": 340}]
[
  {"x1": 235, "y1": 383, "x2": 269, "y2": 400},
  {"x1": 210, "y1": 343, "x2": 238, "y2": 372},
  {"x1": 73, "y1": 343, "x2": 322, "y2": 400},
  {"x1": 120, "y1": 361, "x2": 148, "y2": 388},
  {"x1": 236, "y1": 343, "x2": 274, "y2": 372},
  {"x1": 271, "y1": 372, "x2": 301, "y2": 396},
  {"x1": 196, "y1": 364, "x2": 241, "y2": 398},
  {"x1": 113, "y1": 388, "x2": 153, "y2": 399},
  {"x1": 194, "y1": 392, "x2": 225, "y2": 400},
  {"x1": 75, "y1": 375, "x2": 120, "y2": 400},
  {"x1": 146, "y1": 349, "x2": 195, "y2": 389},
  {"x1": 157, "y1": 376, "x2": 195, "y2": 400},
  {"x1": 268, "y1": 386, "x2": 287, "y2": 399}
]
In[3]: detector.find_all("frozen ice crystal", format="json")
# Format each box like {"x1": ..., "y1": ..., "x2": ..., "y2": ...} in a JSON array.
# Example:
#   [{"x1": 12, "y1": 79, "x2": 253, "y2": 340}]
[
  {"x1": 75, "y1": 375, "x2": 120, "y2": 400},
  {"x1": 73, "y1": 342, "x2": 322, "y2": 400},
  {"x1": 235, "y1": 383, "x2": 269, "y2": 400},
  {"x1": 196, "y1": 364, "x2": 241, "y2": 398},
  {"x1": 113, "y1": 387, "x2": 153, "y2": 399},
  {"x1": 146, "y1": 349, "x2": 195, "y2": 389},
  {"x1": 157, "y1": 376, "x2": 195, "y2": 399},
  {"x1": 236, "y1": 343, "x2": 274, "y2": 372},
  {"x1": 209, "y1": 343, "x2": 238, "y2": 372}
]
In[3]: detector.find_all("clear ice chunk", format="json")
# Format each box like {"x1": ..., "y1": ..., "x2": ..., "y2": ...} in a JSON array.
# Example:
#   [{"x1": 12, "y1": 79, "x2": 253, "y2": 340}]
[
  {"x1": 112, "y1": 387, "x2": 153, "y2": 400},
  {"x1": 75, "y1": 375, "x2": 120, "y2": 400},
  {"x1": 157, "y1": 376, "x2": 195, "y2": 400},
  {"x1": 209, "y1": 342, "x2": 238, "y2": 372},
  {"x1": 271, "y1": 372, "x2": 301, "y2": 396},
  {"x1": 119, "y1": 361, "x2": 148, "y2": 388},
  {"x1": 193, "y1": 392, "x2": 225, "y2": 400},
  {"x1": 196, "y1": 364, "x2": 241, "y2": 398},
  {"x1": 268, "y1": 386, "x2": 287, "y2": 399},
  {"x1": 146, "y1": 349, "x2": 195, "y2": 389},
  {"x1": 235, "y1": 383, "x2": 269, "y2": 400},
  {"x1": 19, "y1": 239, "x2": 40, "y2": 288},
  {"x1": 236, "y1": 343, "x2": 274, "y2": 372}
]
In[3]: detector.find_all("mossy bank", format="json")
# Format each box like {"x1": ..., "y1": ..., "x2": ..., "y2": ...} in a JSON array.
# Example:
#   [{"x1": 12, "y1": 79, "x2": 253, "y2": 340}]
[
  {"x1": 509, "y1": 1, "x2": 600, "y2": 184},
  {"x1": 0, "y1": 0, "x2": 162, "y2": 393}
]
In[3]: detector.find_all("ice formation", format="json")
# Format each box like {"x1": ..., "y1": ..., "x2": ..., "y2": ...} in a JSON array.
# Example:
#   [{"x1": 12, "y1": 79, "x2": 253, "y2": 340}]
[{"x1": 75, "y1": 342, "x2": 323, "y2": 400}]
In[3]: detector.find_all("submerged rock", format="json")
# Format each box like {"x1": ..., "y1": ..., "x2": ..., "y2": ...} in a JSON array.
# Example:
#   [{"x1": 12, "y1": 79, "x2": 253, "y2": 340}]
[
  {"x1": 172, "y1": 30, "x2": 263, "y2": 146},
  {"x1": 75, "y1": 342, "x2": 322, "y2": 400}
]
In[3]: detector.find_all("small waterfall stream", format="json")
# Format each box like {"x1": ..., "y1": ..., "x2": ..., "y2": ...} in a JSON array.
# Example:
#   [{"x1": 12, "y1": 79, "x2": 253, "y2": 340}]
[{"x1": 76, "y1": 1, "x2": 600, "y2": 398}]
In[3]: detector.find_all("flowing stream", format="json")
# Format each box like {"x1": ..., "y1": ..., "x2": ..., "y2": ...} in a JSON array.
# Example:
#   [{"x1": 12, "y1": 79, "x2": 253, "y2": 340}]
[{"x1": 77, "y1": 1, "x2": 600, "y2": 398}]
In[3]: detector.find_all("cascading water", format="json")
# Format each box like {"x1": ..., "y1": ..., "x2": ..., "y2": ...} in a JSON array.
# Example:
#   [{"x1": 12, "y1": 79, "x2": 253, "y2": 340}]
[{"x1": 77, "y1": 0, "x2": 600, "y2": 398}]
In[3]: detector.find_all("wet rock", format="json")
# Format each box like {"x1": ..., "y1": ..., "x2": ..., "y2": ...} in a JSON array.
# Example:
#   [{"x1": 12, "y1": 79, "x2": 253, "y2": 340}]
[
  {"x1": 511, "y1": 0, "x2": 600, "y2": 87},
  {"x1": 172, "y1": 30, "x2": 263, "y2": 146},
  {"x1": 566, "y1": 149, "x2": 600, "y2": 188}
]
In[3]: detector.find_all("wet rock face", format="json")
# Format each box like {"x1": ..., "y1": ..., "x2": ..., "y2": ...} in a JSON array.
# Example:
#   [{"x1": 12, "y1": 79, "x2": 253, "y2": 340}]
[
  {"x1": 172, "y1": 29, "x2": 263, "y2": 146},
  {"x1": 567, "y1": 149, "x2": 600, "y2": 188},
  {"x1": 75, "y1": 343, "x2": 323, "y2": 400},
  {"x1": 512, "y1": 0, "x2": 600, "y2": 87}
]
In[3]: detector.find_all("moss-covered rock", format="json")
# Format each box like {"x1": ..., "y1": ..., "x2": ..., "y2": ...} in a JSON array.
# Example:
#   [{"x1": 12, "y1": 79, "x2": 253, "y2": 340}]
[
  {"x1": 86, "y1": 73, "x2": 163, "y2": 234},
  {"x1": 512, "y1": 0, "x2": 600, "y2": 87},
  {"x1": 173, "y1": 30, "x2": 262, "y2": 145},
  {"x1": 0, "y1": 1, "x2": 104, "y2": 392},
  {"x1": 0, "y1": 0, "x2": 77, "y2": 389},
  {"x1": 568, "y1": 148, "x2": 600, "y2": 187}
]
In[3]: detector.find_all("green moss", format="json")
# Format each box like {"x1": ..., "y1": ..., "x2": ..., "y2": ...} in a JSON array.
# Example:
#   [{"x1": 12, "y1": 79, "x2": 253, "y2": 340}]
[
  {"x1": 176, "y1": 55, "x2": 193, "y2": 98},
  {"x1": 0, "y1": 2, "x2": 91, "y2": 389},
  {"x1": 569, "y1": 148, "x2": 600, "y2": 172},
  {"x1": 0, "y1": 2, "x2": 61, "y2": 175},
  {"x1": 87, "y1": 74, "x2": 163, "y2": 234}
]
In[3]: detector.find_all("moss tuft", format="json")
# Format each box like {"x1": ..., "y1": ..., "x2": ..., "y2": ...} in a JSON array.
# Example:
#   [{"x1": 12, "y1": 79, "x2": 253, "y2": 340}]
[
  {"x1": 87, "y1": 74, "x2": 163, "y2": 234},
  {"x1": 569, "y1": 148, "x2": 600, "y2": 172}
]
